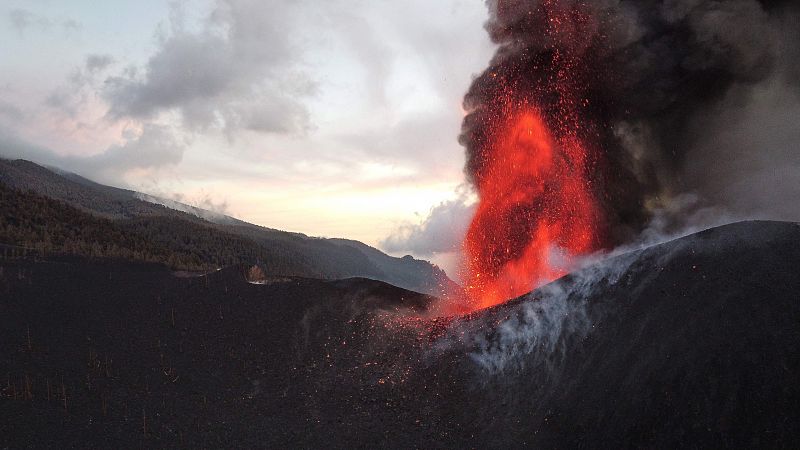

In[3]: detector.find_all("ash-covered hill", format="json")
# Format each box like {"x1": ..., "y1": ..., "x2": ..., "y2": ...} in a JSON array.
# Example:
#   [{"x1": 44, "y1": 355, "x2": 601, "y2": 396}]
[
  {"x1": 1, "y1": 220, "x2": 799, "y2": 448},
  {"x1": 0, "y1": 158, "x2": 454, "y2": 295}
]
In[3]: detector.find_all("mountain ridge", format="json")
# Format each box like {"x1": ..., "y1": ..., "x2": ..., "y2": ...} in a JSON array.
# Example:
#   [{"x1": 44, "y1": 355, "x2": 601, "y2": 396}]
[{"x1": 0, "y1": 157, "x2": 455, "y2": 295}]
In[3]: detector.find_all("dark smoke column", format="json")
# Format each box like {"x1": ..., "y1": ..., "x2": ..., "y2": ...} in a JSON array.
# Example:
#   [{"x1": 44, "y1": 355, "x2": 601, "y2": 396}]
[
  {"x1": 456, "y1": 0, "x2": 791, "y2": 310},
  {"x1": 457, "y1": 0, "x2": 637, "y2": 310},
  {"x1": 461, "y1": 0, "x2": 652, "y2": 248}
]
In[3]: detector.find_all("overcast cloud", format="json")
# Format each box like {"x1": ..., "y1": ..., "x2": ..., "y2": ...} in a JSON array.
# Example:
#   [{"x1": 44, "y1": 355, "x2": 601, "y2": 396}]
[
  {"x1": 103, "y1": 0, "x2": 315, "y2": 135},
  {"x1": 8, "y1": 8, "x2": 81, "y2": 35},
  {"x1": 381, "y1": 190, "x2": 476, "y2": 256},
  {"x1": 0, "y1": 0, "x2": 494, "y2": 256},
  {"x1": 0, "y1": 123, "x2": 185, "y2": 183}
]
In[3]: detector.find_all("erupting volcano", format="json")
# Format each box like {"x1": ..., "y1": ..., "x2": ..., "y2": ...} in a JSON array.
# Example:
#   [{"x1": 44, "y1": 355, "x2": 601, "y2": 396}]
[
  {"x1": 458, "y1": 1, "x2": 609, "y2": 311},
  {"x1": 455, "y1": 0, "x2": 798, "y2": 312},
  {"x1": 461, "y1": 106, "x2": 602, "y2": 310}
]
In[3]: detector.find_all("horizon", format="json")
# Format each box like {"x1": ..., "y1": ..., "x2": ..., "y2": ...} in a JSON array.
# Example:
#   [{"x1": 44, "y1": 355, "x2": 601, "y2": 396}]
[
  {"x1": 0, "y1": 0, "x2": 494, "y2": 273},
  {"x1": 3, "y1": 0, "x2": 799, "y2": 290}
]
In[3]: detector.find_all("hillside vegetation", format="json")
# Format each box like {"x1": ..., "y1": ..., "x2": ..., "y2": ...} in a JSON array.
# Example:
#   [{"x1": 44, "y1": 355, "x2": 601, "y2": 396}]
[
  {"x1": 0, "y1": 159, "x2": 455, "y2": 294},
  {"x1": 0, "y1": 183, "x2": 309, "y2": 273}
]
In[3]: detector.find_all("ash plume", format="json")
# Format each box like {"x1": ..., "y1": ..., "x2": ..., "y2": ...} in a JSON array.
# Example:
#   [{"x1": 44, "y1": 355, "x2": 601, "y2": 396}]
[{"x1": 461, "y1": 0, "x2": 800, "y2": 245}]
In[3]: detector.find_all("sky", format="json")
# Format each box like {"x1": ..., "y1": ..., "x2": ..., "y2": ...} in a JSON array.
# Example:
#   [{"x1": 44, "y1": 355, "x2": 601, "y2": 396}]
[{"x1": 0, "y1": 0, "x2": 494, "y2": 270}]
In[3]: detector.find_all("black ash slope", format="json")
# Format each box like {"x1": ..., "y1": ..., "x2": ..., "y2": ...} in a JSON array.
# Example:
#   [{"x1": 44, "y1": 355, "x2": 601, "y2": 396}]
[
  {"x1": 1, "y1": 220, "x2": 799, "y2": 448},
  {"x1": 442, "y1": 220, "x2": 800, "y2": 448}
]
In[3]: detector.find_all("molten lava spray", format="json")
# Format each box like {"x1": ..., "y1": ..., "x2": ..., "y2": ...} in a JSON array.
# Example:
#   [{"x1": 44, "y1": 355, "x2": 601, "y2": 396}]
[
  {"x1": 452, "y1": 0, "x2": 799, "y2": 311},
  {"x1": 458, "y1": 1, "x2": 606, "y2": 310},
  {"x1": 462, "y1": 107, "x2": 601, "y2": 309}
]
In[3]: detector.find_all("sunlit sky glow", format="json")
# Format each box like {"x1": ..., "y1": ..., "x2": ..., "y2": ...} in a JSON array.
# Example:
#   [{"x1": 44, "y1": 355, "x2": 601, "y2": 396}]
[{"x1": 0, "y1": 0, "x2": 494, "y2": 262}]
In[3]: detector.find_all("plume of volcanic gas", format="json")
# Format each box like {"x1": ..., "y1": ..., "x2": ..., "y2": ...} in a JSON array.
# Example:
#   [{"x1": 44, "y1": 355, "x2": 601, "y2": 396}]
[{"x1": 455, "y1": 0, "x2": 800, "y2": 311}]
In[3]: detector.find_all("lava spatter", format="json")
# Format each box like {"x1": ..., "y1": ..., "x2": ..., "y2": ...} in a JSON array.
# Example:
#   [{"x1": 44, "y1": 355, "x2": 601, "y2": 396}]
[{"x1": 457, "y1": 1, "x2": 606, "y2": 311}]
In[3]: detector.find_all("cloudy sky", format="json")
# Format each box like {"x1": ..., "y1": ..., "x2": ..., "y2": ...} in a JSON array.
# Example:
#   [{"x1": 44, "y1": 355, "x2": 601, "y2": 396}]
[{"x1": 0, "y1": 0, "x2": 493, "y2": 267}]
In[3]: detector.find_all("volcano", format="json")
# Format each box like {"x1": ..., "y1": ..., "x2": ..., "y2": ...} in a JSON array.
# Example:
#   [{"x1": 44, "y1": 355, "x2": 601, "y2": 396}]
[{"x1": 2, "y1": 220, "x2": 799, "y2": 447}]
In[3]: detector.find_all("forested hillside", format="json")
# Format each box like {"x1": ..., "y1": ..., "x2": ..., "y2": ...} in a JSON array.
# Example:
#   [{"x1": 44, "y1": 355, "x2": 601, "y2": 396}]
[
  {"x1": 0, "y1": 159, "x2": 456, "y2": 294},
  {"x1": 0, "y1": 183, "x2": 311, "y2": 273}
]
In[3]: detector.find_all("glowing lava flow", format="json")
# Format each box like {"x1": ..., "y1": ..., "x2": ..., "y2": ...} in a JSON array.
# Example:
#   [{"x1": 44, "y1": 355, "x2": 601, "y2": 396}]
[{"x1": 460, "y1": 108, "x2": 602, "y2": 311}]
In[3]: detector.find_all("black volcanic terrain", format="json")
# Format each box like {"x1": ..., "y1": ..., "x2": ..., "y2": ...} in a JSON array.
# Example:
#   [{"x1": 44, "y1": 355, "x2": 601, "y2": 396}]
[{"x1": 2, "y1": 220, "x2": 799, "y2": 448}]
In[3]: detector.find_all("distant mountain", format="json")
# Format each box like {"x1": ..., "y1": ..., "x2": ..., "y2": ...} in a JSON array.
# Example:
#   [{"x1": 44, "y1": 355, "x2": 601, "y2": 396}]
[
  {"x1": 0, "y1": 159, "x2": 162, "y2": 219},
  {"x1": 0, "y1": 159, "x2": 243, "y2": 225},
  {"x1": 0, "y1": 158, "x2": 456, "y2": 295},
  {"x1": 330, "y1": 237, "x2": 454, "y2": 299}
]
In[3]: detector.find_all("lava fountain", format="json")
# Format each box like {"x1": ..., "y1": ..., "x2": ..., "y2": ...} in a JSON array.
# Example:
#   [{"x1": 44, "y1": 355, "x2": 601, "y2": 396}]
[
  {"x1": 450, "y1": 0, "x2": 787, "y2": 312},
  {"x1": 457, "y1": 1, "x2": 608, "y2": 311},
  {"x1": 460, "y1": 104, "x2": 602, "y2": 310}
]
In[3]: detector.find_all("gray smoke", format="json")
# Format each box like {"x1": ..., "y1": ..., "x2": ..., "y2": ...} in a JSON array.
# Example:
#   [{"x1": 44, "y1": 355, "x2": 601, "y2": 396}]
[
  {"x1": 462, "y1": 0, "x2": 800, "y2": 245},
  {"x1": 464, "y1": 248, "x2": 639, "y2": 376},
  {"x1": 429, "y1": 194, "x2": 746, "y2": 377}
]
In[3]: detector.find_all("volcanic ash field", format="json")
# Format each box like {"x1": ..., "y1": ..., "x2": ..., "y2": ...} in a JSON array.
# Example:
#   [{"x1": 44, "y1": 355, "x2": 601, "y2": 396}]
[{"x1": 2, "y1": 220, "x2": 800, "y2": 448}]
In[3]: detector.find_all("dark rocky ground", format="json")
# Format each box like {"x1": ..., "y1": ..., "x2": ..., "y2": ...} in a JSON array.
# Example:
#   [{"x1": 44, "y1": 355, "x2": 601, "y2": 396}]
[{"x1": 1, "y1": 220, "x2": 799, "y2": 448}]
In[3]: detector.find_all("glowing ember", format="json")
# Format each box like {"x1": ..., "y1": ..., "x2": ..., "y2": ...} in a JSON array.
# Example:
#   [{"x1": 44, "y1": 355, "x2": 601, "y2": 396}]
[
  {"x1": 459, "y1": 107, "x2": 601, "y2": 310},
  {"x1": 455, "y1": 1, "x2": 606, "y2": 312}
]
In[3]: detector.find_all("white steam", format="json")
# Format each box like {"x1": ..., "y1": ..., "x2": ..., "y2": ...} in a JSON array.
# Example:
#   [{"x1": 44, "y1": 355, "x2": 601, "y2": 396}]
[
  {"x1": 464, "y1": 249, "x2": 639, "y2": 376},
  {"x1": 440, "y1": 201, "x2": 736, "y2": 378}
]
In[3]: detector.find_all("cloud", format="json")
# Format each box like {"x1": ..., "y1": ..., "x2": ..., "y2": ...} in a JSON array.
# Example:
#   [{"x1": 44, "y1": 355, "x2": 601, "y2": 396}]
[
  {"x1": 194, "y1": 192, "x2": 229, "y2": 215},
  {"x1": 381, "y1": 189, "x2": 476, "y2": 256},
  {"x1": 103, "y1": 0, "x2": 315, "y2": 137},
  {"x1": 8, "y1": 9, "x2": 44, "y2": 33},
  {"x1": 0, "y1": 100, "x2": 24, "y2": 122},
  {"x1": 85, "y1": 54, "x2": 115, "y2": 73},
  {"x1": 324, "y1": 9, "x2": 393, "y2": 107},
  {"x1": 85, "y1": 123, "x2": 185, "y2": 173},
  {"x1": 40, "y1": 53, "x2": 116, "y2": 121},
  {"x1": 0, "y1": 124, "x2": 185, "y2": 184},
  {"x1": 7, "y1": 8, "x2": 81, "y2": 35},
  {"x1": 43, "y1": 58, "x2": 111, "y2": 118},
  {"x1": 0, "y1": 129, "x2": 55, "y2": 165},
  {"x1": 43, "y1": 91, "x2": 78, "y2": 116},
  {"x1": 333, "y1": 107, "x2": 469, "y2": 173},
  {"x1": 304, "y1": 0, "x2": 496, "y2": 182},
  {"x1": 1, "y1": 0, "x2": 496, "y2": 246},
  {"x1": 134, "y1": 190, "x2": 231, "y2": 221}
]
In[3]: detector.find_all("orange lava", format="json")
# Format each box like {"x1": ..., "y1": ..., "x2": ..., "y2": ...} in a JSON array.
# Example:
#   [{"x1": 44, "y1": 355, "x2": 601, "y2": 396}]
[
  {"x1": 447, "y1": 0, "x2": 609, "y2": 313},
  {"x1": 460, "y1": 108, "x2": 601, "y2": 311}
]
